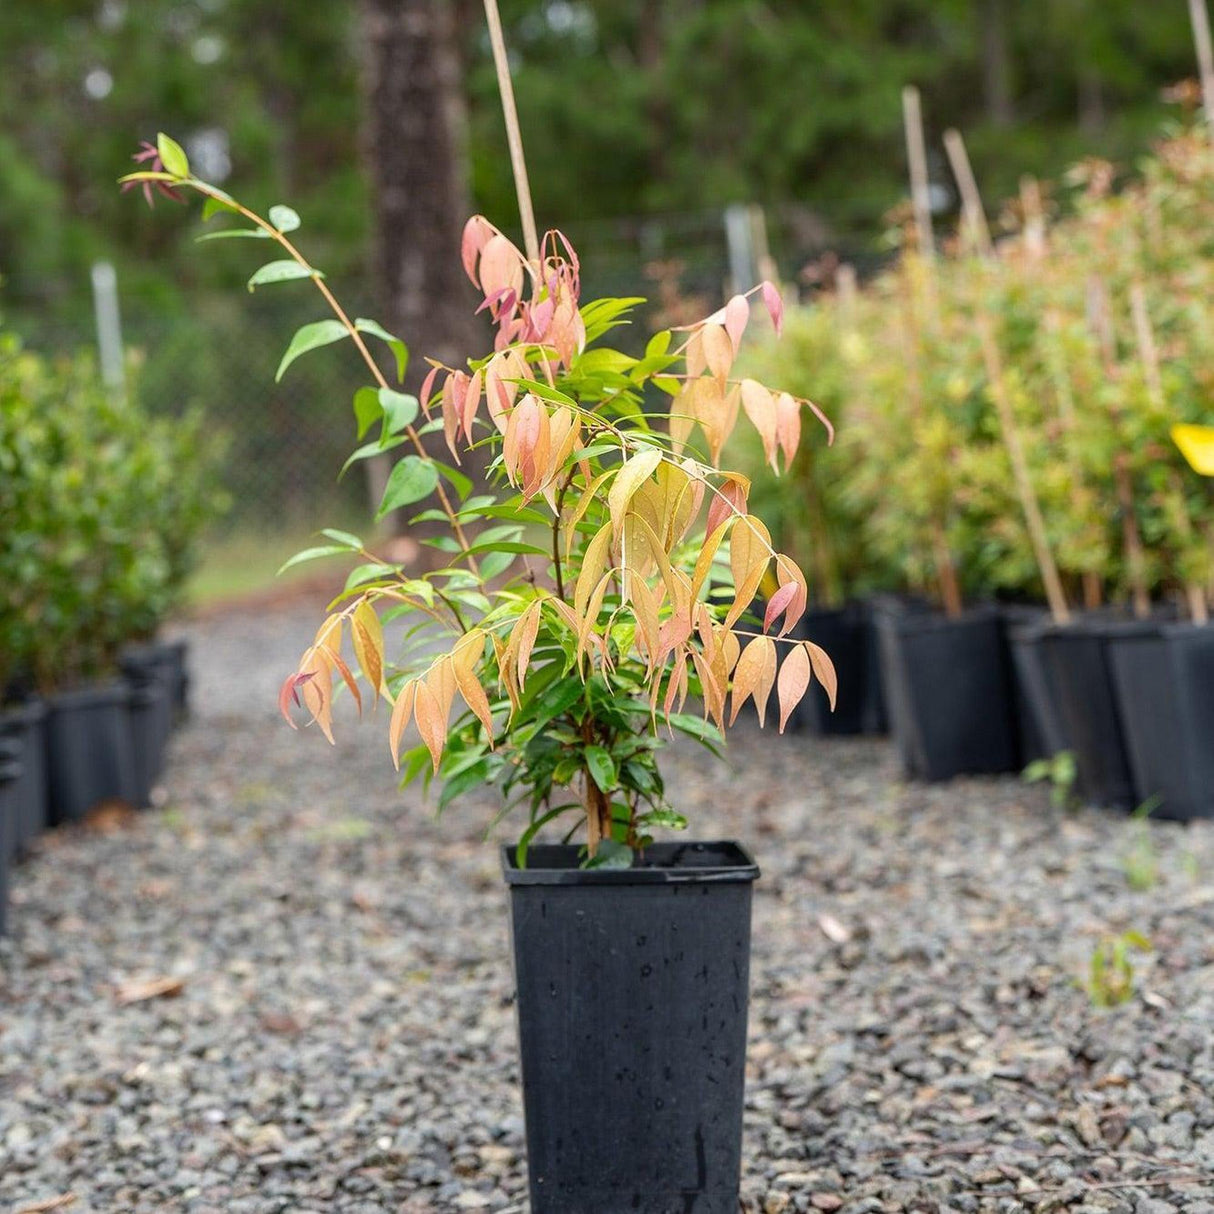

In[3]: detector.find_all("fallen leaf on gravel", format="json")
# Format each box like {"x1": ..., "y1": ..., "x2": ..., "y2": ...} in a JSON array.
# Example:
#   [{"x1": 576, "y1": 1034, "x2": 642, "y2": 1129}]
[
  {"x1": 16, "y1": 1196, "x2": 76, "y2": 1213},
  {"x1": 84, "y1": 802, "x2": 139, "y2": 833},
  {"x1": 260, "y1": 1012, "x2": 302, "y2": 1035},
  {"x1": 115, "y1": 976, "x2": 186, "y2": 1005},
  {"x1": 817, "y1": 913, "x2": 851, "y2": 944}
]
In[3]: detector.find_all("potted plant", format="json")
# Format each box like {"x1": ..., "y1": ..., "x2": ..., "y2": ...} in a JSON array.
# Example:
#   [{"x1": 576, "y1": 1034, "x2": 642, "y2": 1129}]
[
  {"x1": 742, "y1": 288, "x2": 892, "y2": 736},
  {"x1": 124, "y1": 126, "x2": 834, "y2": 1208}
]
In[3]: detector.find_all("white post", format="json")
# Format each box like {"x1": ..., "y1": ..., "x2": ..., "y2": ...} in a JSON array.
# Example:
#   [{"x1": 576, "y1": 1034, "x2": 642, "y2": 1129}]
[
  {"x1": 1189, "y1": 0, "x2": 1214, "y2": 135},
  {"x1": 724, "y1": 203, "x2": 756, "y2": 294},
  {"x1": 91, "y1": 261, "x2": 126, "y2": 397}
]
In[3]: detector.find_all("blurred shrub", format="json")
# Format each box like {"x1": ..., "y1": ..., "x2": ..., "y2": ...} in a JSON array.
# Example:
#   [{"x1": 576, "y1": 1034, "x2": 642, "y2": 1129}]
[{"x1": 0, "y1": 330, "x2": 228, "y2": 694}]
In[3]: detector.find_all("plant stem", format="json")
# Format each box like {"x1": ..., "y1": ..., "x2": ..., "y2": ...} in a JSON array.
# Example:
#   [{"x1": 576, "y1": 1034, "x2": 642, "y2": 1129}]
[
  {"x1": 483, "y1": 0, "x2": 540, "y2": 265},
  {"x1": 552, "y1": 467, "x2": 577, "y2": 601}
]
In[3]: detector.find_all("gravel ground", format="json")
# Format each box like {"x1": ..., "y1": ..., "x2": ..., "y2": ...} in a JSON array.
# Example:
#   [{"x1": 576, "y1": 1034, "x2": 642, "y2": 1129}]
[{"x1": 2, "y1": 605, "x2": 1213, "y2": 1213}]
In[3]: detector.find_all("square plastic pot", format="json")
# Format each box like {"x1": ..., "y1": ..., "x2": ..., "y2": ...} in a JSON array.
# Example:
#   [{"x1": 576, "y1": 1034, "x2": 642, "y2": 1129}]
[
  {"x1": 1003, "y1": 613, "x2": 1068, "y2": 763},
  {"x1": 1107, "y1": 622, "x2": 1214, "y2": 821},
  {"x1": 1038, "y1": 619, "x2": 1142, "y2": 812},
  {"x1": 122, "y1": 639, "x2": 189, "y2": 729},
  {"x1": 45, "y1": 682, "x2": 137, "y2": 824},
  {"x1": 0, "y1": 745, "x2": 21, "y2": 935},
  {"x1": 874, "y1": 604, "x2": 1019, "y2": 780},
  {"x1": 0, "y1": 697, "x2": 48, "y2": 854},
  {"x1": 503, "y1": 840, "x2": 759, "y2": 1214},
  {"x1": 795, "y1": 603, "x2": 886, "y2": 736}
]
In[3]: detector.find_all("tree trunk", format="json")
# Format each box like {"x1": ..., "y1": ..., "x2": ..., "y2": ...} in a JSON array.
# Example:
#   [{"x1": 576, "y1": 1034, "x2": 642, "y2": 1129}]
[
  {"x1": 358, "y1": 0, "x2": 479, "y2": 535},
  {"x1": 980, "y1": 0, "x2": 1014, "y2": 127}
]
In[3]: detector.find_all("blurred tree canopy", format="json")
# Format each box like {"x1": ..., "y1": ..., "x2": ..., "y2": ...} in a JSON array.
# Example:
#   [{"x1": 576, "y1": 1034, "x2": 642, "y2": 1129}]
[{"x1": 0, "y1": 0, "x2": 1200, "y2": 316}]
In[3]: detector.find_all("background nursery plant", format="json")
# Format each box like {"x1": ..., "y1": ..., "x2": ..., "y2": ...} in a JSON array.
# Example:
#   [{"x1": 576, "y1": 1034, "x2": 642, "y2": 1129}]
[{"x1": 124, "y1": 134, "x2": 836, "y2": 865}]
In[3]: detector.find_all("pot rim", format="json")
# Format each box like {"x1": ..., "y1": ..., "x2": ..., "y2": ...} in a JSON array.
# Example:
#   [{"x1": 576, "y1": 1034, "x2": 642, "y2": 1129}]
[
  {"x1": 47, "y1": 681, "x2": 132, "y2": 711},
  {"x1": 502, "y1": 839, "x2": 759, "y2": 886}
]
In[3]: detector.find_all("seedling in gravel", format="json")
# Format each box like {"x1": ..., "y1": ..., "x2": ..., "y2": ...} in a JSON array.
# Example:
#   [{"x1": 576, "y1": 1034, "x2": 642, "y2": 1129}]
[
  {"x1": 1121, "y1": 796, "x2": 1162, "y2": 892},
  {"x1": 1023, "y1": 750, "x2": 1078, "y2": 811},
  {"x1": 124, "y1": 135, "x2": 835, "y2": 866},
  {"x1": 1083, "y1": 931, "x2": 1150, "y2": 1008}
]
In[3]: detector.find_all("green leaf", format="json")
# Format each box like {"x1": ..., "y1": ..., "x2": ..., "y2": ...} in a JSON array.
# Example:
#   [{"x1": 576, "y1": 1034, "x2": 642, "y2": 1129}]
[
  {"x1": 355, "y1": 318, "x2": 408, "y2": 383},
  {"x1": 478, "y1": 550, "x2": 517, "y2": 580},
  {"x1": 584, "y1": 745, "x2": 617, "y2": 792},
  {"x1": 585, "y1": 838, "x2": 633, "y2": 869},
  {"x1": 433, "y1": 460, "x2": 473, "y2": 501},
  {"x1": 462, "y1": 540, "x2": 549, "y2": 558},
  {"x1": 340, "y1": 434, "x2": 406, "y2": 478},
  {"x1": 247, "y1": 260, "x2": 320, "y2": 291},
  {"x1": 268, "y1": 204, "x2": 301, "y2": 233},
  {"x1": 320, "y1": 528, "x2": 363, "y2": 550},
  {"x1": 277, "y1": 545, "x2": 349, "y2": 575},
  {"x1": 353, "y1": 387, "x2": 381, "y2": 439},
  {"x1": 201, "y1": 195, "x2": 239, "y2": 221},
  {"x1": 195, "y1": 227, "x2": 271, "y2": 243},
  {"x1": 156, "y1": 132, "x2": 189, "y2": 177},
  {"x1": 635, "y1": 807, "x2": 687, "y2": 830},
  {"x1": 276, "y1": 320, "x2": 350, "y2": 382},
  {"x1": 379, "y1": 388, "x2": 419, "y2": 435},
  {"x1": 515, "y1": 803, "x2": 580, "y2": 869},
  {"x1": 344, "y1": 562, "x2": 399, "y2": 592},
  {"x1": 646, "y1": 330, "x2": 672, "y2": 359},
  {"x1": 377, "y1": 456, "x2": 439, "y2": 518}
]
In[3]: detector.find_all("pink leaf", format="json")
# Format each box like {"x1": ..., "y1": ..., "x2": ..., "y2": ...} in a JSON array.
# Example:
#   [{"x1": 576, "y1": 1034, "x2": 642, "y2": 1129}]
[
  {"x1": 761, "y1": 280, "x2": 784, "y2": 337},
  {"x1": 724, "y1": 294, "x2": 750, "y2": 351},
  {"x1": 763, "y1": 582, "x2": 797, "y2": 633},
  {"x1": 461, "y1": 216, "x2": 491, "y2": 284},
  {"x1": 418, "y1": 364, "x2": 440, "y2": 418}
]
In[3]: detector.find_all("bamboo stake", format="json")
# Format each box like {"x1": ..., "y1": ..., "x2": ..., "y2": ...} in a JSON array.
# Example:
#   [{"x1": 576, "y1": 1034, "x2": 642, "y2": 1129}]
[
  {"x1": 1088, "y1": 276, "x2": 1151, "y2": 618},
  {"x1": 943, "y1": 129, "x2": 993, "y2": 257},
  {"x1": 1189, "y1": 0, "x2": 1214, "y2": 135},
  {"x1": 483, "y1": 0, "x2": 540, "y2": 264},
  {"x1": 979, "y1": 319, "x2": 1071, "y2": 623},
  {"x1": 902, "y1": 86, "x2": 936, "y2": 259},
  {"x1": 1129, "y1": 282, "x2": 1209, "y2": 622},
  {"x1": 1019, "y1": 175, "x2": 1046, "y2": 260}
]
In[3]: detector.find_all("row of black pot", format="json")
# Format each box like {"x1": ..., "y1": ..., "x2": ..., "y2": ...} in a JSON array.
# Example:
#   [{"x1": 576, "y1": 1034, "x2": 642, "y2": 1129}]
[
  {"x1": 870, "y1": 598, "x2": 1212, "y2": 820},
  {"x1": 0, "y1": 639, "x2": 189, "y2": 934}
]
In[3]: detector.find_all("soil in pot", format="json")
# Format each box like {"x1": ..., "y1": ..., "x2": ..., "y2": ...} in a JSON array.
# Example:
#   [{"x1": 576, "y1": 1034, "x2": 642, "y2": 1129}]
[
  {"x1": 503, "y1": 840, "x2": 758, "y2": 1214},
  {"x1": 1108, "y1": 622, "x2": 1214, "y2": 821},
  {"x1": 45, "y1": 682, "x2": 137, "y2": 825},
  {"x1": 0, "y1": 697, "x2": 48, "y2": 855},
  {"x1": 796, "y1": 603, "x2": 883, "y2": 736},
  {"x1": 1038, "y1": 619, "x2": 1142, "y2": 812},
  {"x1": 874, "y1": 604, "x2": 1019, "y2": 780}
]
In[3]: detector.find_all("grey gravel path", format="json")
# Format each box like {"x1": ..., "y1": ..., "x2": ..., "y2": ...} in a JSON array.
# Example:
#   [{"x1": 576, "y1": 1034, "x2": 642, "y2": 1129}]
[{"x1": 2, "y1": 605, "x2": 1213, "y2": 1213}]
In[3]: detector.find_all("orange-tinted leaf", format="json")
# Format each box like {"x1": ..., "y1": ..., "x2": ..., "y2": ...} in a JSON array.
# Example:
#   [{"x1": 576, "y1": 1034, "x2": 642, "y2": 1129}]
[
  {"x1": 763, "y1": 582, "x2": 797, "y2": 634},
  {"x1": 776, "y1": 644, "x2": 812, "y2": 733},
  {"x1": 701, "y1": 323, "x2": 733, "y2": 382},
  {"x1": 452, "y1": 629, "x2": 494, "y2": 741},
  {"x1": 351, "y1": 600, "x2": 386, "y2": 697},
  {"x1": 706, "y1": 475, "x2": 749, "y2": 535},
  {"x1": 724, "y1": 293, "x2": 749, "y2": 351},
  {"x1": 413, "y1": 679, "x2": 446, "y2": 772},
  {"x1": 730, "y1": 635, "x2": 776, "y2": 727},
  {"x1": 388, "y1": 679, "x2": 417, "y2": 769},
  {"x1": 774, "y1": 391, "x2": 801, "y2": 471},
  {"x1": 575, "y1": 522, "x2": 614, "y2": 618},
  {"x1": 804, "y1": 640, "x2": 838, "y2": 711},
  {"x1": 607, "y1": 446, "x2": 663, "y2": 535},
  {"x1": 761, "y1": 280, "x2": 784, "y2": 336},
  {"x1": 691, "y1": 519, "x2": 731, "y2": 603},
  {"x1": 741, "y1": 379, "x2": 779, "y2": 471},
  {"x1": 514, "y1": 601, "x2": 542, "y2": 686},
  {"x1": 478, "y1": 233, "x2": 525, "y2": 300},
  {"x1": 319, "y1": 642, "x2": 363, "y2": 715}
]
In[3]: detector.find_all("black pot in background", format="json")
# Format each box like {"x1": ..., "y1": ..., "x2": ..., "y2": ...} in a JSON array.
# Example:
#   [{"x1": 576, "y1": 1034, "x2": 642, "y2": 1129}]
[
  {"x1": 122, "y1": 639, "x2": 190, "y2": 727},
  {"x1": 120, "y1": 649, "x2": 175, "y2": 808},
  {"x1": 796, "y1": 604, "x2": 870, "y2": 735},
  {"x1": 0, "y1": 697, "x2": 48, "y2": 854},
  {"x1": 1108, "y1": 622, "x2": 1214, "y2": 821},
  {"x1": 504, "y1": 841, "x2": 759, "y2": 1214},
  {"x1": 45, "y1": 682, "x2": 137, "y2": 825},
  {"x1": 1004, "y1": 614, "x2": 1069, "y2": 764},
  {"x1": 1038, "y1": 620, "x2": 1142, "y2": 812},
  {"x1": 0, "y1": 741, "x2": 21, "y2": 935},
  {"x1": 875, "y1": 604, "x2": 1020, "y2": 781}
]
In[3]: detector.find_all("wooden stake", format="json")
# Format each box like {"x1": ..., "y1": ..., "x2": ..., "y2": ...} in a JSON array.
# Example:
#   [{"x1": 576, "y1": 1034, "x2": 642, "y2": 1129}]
[
  {"x1": 1129, "y1": 282, "x2": 1209, "y2": 622},
  {"x1": 902, "y1": 86, "x2": 936, "y2": 259},
  {"x1": 979, "y1": 318, "x2": 1071, "y2": 624},
  {"x1": 483, "y1": 0, "x2": 540, "y2": 264},
  {"x1": 1189, "y1": 0, "x2": 1214, "y2": 135},
  {"x1": 1019, "y1": 175, "x2": 1046, "y2": 260},
  {"x1": 835, "y1": 263, "x2": 857, "y2": 323},
  {"x1": 943, "y1": 128, "x2": 993, "y2": 257}
]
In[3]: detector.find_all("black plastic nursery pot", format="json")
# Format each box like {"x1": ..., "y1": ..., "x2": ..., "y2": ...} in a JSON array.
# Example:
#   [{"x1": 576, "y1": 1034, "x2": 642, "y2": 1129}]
[
  {"x1": 0, "y1": 697, "x2": 48, "y2": 854},
  {"x1": 796, "y1": 603, "x2": 885, "y2": 736},
  {"x1": 0, "y1": 743, "x2": 21, "y2": 935},
  {"x1": 1004, "y1": 614, "x2": 1068, "y2": 764},
  {"x1": 1038, "y1": 620, "x2": 1140, "y2": 812},
  {"x1": 1107, "y1": 622, "x2": 1214, "y2": 821},
  {"x1": 874, "y1": 604, "x2": 1019, "y2": 781},
  {"x1": 122, "y1": 639, "x2": 190, "y2": 727},
  {"x1": 120, "y1": 649, "x2": 174, "y2": 808},
  {"x1": 45, "y1": 682, "x2": 138, "y2": 825},
  {"x1": 503, "y1": 840, "x2": 759, "y2": 1214}
]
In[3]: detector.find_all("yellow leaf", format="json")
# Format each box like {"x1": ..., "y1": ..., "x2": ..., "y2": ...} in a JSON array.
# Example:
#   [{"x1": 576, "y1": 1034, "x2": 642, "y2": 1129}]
[
  {"x1": 630, "y1": 575, "x2": 661, "y2": 668},
  {"x1": 1172, "y1": 423, "x2": 1214, "y2": 476},
  {"x1": 690, "y1": 648, "x2": 726, "y2": 727},
  {"x1": 607, "y1": 446, "x2": 663, "y2": 535},
  {"x1": 775, "y1": 391, "x2": 801, "y2": 472},
  {"x1": 351, "y1": 600, "x2": 386, "y2": 697},
  {"x1": 691, "y1": 519, "x2": 731, "y2": 603},
  {"x1": 452, "y1": 630, "x2": 494, "y2": 742},
  {"x1": 299, "y1": 649, "x2": 335, "y2": 743},
  {"x1": 776, "y1": 645, "x2": 812, "y2": 733},
  {"x1": 318, "y1": 642, "x2": 362, "y2": 716},
  {"x1": 514, "y1": 601, "x2": 542, "y2": 686},
  {"x1": 388, "y1": 679, "x2": 417, "y2": 768},
  {"x1": 564, "y1": 468, "x2": 614, "y2": 560},
  {"x1": 726, "y1": 515, "x2": 772, "y2": 627},
  {"x1": 803, "y1": 640, "x2": 838, "y2": 711},
  {"x1": 577, "y1": 571, "x2": 613, "y2": 669},
  {"x1": 575, "y1": 522, "x2": 614, "y2": 618}
]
